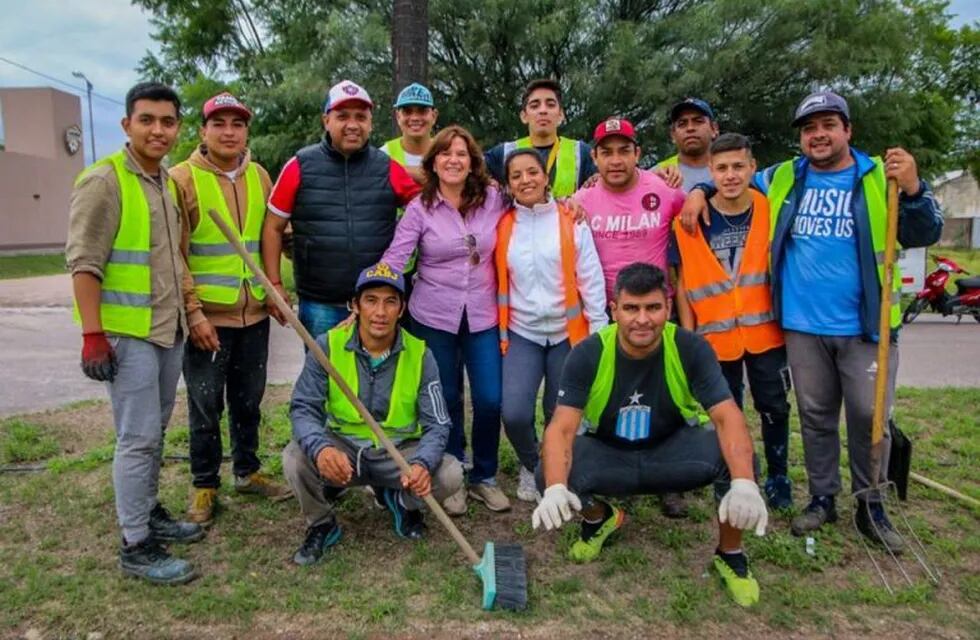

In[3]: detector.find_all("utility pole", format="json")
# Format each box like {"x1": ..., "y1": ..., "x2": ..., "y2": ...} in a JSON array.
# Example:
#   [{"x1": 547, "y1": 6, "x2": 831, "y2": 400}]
[
  {"x1": 391, "y1": 0, "x2": 429, "y2": 134},
  {"x1": 72, "y1": 70, "x2": 96, "y2": 163}
]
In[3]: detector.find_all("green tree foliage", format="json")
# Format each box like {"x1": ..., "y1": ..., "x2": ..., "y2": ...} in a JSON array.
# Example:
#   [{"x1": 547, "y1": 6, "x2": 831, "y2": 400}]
[{"x1": 134, "y1": 0, "x2": 978, "y2": 178}]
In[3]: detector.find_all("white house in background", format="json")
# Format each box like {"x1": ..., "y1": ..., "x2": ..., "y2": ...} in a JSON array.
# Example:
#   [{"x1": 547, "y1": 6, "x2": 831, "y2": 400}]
[{"x1": 934, "y1": 169, "x2": 980, "y2": 248}]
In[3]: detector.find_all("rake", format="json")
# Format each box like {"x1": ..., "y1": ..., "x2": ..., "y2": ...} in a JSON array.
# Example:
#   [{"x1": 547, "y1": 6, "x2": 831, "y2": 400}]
[{"x1": 852, "y1": 179, "x2": 940, "y2": 594}]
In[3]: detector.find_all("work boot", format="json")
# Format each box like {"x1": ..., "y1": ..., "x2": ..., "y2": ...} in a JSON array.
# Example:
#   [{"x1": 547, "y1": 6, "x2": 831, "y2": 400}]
[
  {"x1": 380, "y1": 488, "x2": 427, "y2": 540},
  {"x1": 442, "y1": 486, "x2": 468, "y2": 516},
  {"x1": 186, "y1": 488, "x2": 217, "y2": 526},
  {"x1": 659, "y1": 492, "x2": 689, "y2": 519},
  {"x1": 791, "y1": 495, "x2": 838, "y2": 536},
  {"x1": 713, "y1": 549, "x2": 759, "y2": 607},
  {"x1": 569, "y1": 502, "x2": 626, "y2": 563},
  {"x1": 292, "y1": 518, "x2": 342, "y2": 566},
  {"x1": 235, "y1": 472, "x2": 292, "y2": 499},
  {"x1": 855, "y1": 500, "x2": 905, "y2": 554},
  {"x1": 764, "y1": 475, "x2": 793, "y2": 511},
  {"x1": 149, "y1": 503, "x2": 205, "y2": 544},
  {"x1": 119, "y1": 537, "x2": 197, "y2": 585},
  {"x1": 469, "y1": 482, "x2": 512, "y2": 512},
  {"x1": 516, "y1": 467, "x2": 541, "y2": 503}
]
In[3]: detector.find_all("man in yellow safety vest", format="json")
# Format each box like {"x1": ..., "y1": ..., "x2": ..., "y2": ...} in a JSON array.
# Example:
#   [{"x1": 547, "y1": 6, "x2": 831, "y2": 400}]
[{"x1": 381, "y1": 83, "x2": 438, "y2": 183}]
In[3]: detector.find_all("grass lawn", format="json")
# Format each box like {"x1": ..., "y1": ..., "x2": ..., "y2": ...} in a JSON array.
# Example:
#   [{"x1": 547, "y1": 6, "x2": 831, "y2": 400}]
[
  {"x1": 0, "y1": 387, "x2": 977, "y2": 639},
  {"x1": 0, "y1": 253, "x2": 66, "y2": 280}
]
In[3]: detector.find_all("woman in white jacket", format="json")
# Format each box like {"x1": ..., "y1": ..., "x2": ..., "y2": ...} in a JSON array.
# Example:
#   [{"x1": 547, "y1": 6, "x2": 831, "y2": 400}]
[{"x1": 494, "y1": 149, "x2": 608, "y2": 502}]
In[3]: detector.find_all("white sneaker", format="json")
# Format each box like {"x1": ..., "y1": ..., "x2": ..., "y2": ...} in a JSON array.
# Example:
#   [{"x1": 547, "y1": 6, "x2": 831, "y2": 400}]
[
  {"x1": 442, "y1": 486, "x2": 468, "y2": 516},
  {"x1": 516, "y1": 466, "x2": 541, "y2": 503}
]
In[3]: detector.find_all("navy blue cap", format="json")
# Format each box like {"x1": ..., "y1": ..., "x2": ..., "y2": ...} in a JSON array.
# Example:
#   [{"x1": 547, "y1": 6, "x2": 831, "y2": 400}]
[
  {"x1": 355, "y1": 262, "x2": 405, "y2": 295},
  {"x1": 792, "y1": 91, "x2": 850, "y2": 127},
  {"x1": 669, "y1": 98, "x2": 715, "y2": 123}
]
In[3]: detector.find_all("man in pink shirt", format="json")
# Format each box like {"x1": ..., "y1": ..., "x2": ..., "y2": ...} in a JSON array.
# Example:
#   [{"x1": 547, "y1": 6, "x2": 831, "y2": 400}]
[
  {"x1": 573, "y1": 116, "x2": 689, "y2": 518},
  {"x1": 574, "y1": 117, "x2": 686, "y2": 302}
]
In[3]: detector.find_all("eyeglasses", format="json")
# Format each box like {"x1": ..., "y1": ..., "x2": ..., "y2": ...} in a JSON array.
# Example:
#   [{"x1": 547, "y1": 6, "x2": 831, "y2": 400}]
[{"x1": 464, "y1": 234, "x2": 480, "y2": 266}]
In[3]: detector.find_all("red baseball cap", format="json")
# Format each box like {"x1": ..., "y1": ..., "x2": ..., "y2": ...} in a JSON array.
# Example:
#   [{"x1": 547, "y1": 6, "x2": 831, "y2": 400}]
[
  {"x1": 202, "y1": 92, "x2": 252, "y2": 122},
  {"x1": 593, "y1": 117, "x2": 637, "y2": 145}
]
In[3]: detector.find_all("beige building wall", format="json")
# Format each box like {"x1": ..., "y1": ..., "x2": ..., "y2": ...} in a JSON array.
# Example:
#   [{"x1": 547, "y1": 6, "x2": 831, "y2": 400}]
[
  {"x1": 0, "y1": 87, "x2": 85, "y2": 251},
  {"x1": 934, "y1": 171, "x2": 980, "y2": 220}
]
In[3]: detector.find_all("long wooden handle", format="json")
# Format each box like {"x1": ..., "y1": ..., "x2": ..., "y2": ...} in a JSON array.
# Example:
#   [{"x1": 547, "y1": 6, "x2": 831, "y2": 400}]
[
  {"x1": 207, "y1": 209, "x2": 481, "y2": 565},
  {"x1": 910, "y1": 472, "x2": 980, "y2": 510},
  {"x1": 870, "y1": 180, "x2": 899, "y2": 484}
]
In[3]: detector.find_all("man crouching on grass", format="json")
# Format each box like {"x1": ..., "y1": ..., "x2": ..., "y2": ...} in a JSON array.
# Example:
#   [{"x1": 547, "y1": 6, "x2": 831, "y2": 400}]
[
  {"x1": 282, "y1": 262, "x2": 463, "y2": 565},
  {"x1": 531, "y1": 263, "x2": 769, "y2": 606}
]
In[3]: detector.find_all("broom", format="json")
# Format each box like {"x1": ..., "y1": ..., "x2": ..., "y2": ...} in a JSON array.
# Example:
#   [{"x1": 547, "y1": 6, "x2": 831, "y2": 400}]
[{"x1": 207, "y1": 209, "x2": 527, "y2": 611}]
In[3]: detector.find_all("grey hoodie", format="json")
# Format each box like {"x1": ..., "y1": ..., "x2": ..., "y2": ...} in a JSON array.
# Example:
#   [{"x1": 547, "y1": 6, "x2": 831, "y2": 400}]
[{"x1": 290, "y1": 327, "x2": 451, "y2": 471}]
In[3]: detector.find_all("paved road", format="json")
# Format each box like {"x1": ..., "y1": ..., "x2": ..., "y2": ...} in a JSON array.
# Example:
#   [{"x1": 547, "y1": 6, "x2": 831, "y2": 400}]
[{"x1": 1, "y1": 275, "x2": 977, "y2": 416}]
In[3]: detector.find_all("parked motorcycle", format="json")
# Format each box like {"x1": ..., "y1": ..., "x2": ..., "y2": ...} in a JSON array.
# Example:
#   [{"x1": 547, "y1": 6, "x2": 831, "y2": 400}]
[{"x1": 903, "y1": 255, "x2": 980, "y2": 324}]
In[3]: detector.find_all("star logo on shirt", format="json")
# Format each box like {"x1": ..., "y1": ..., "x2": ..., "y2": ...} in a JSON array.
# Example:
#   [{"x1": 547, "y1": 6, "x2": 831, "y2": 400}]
[{"x1": 628, "y1": 390, "x2": 643, "y2": 405}]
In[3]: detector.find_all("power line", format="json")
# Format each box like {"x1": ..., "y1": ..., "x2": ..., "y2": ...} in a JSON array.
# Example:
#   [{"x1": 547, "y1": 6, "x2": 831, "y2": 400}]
[{"x1": 0, "y1": 56, "x2": 125, "y2": 106}]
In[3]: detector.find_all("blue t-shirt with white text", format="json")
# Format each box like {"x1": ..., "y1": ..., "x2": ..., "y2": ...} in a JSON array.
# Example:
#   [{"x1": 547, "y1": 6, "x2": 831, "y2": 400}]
[{"x1": 780, "y1": 166, "x2": 862, "y2": 336}]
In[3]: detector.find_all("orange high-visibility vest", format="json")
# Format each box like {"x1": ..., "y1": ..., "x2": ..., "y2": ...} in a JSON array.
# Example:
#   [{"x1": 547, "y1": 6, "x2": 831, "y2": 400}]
[
  {"x1": 672, "y1": 189, "x2": 783, "y2": 361},
  {"x1": 495, "y1": 203, "x2": 589, "y2": 355}
]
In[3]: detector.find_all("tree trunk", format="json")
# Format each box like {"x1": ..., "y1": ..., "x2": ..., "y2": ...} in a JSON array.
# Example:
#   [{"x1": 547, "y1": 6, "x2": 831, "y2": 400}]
[{"x1": 391, "y1": 0, "x2": 429, "y2": 134}]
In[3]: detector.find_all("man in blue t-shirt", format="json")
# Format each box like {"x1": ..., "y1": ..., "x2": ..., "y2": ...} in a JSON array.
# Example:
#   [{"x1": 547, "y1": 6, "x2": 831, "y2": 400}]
[{"x1": 677, "y1": 92, "x2": 943, "y2": 553}]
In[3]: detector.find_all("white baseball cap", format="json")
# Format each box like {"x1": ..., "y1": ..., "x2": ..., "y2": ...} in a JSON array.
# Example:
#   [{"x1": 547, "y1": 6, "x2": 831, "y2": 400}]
[{"x1": 323, "y1": 80, "x2": 374, "y2": 113}]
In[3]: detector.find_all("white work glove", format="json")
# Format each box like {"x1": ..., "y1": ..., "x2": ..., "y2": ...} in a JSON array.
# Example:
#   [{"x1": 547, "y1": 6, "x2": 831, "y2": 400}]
[
  {"x1": 531, "y1": 484, "x2": 582, "y2": 531},
  {"x1": 718, "y1": 478, "x2": 769, "y2": 536}
]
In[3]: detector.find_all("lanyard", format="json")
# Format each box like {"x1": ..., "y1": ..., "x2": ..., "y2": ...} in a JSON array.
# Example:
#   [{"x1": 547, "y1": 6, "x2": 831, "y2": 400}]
[{"x1": 545, "y1": 140, "x2": 560, "y2": 176}]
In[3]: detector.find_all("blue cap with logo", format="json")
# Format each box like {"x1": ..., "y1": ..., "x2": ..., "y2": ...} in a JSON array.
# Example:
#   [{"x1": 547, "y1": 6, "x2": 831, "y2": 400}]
[
  {"x1": 792, "y1": 91, "x2": 850, "y2": 127},
  {"x1": 669, "y1": 98, "x2": 715, "y2": 123},
  {"x1": 355, "y1": 261, "x2": 406, "y2": 295},
  {"x1": 393, "y1": 83, "x2": 434, "y2": 109}
]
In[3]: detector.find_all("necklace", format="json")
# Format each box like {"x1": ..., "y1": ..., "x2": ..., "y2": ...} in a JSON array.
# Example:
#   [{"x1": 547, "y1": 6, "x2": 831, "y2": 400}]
[{"x1": 716, "y1": 204, "x2": 753, "y2": 231}]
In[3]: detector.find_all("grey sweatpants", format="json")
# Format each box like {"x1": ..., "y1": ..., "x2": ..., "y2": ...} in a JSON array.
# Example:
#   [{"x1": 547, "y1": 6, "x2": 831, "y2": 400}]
[
  {"x1": 106, "y1": 335, "x2": 184, "y2": 544},
  {"x1": 784, "y1": 331, "x2": 898, "y2": 501},
  {"x1": 282, "y1": 439, "x2": 464, "y2": 528}
]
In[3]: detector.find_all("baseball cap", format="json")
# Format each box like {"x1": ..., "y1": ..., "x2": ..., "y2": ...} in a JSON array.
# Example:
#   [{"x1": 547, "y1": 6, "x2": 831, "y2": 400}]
[
  {"x1": 593, "y1": 117, "x2": 638, "y2": 145},
  {"x1": 202, "y1": 92, "x2": 252, "y2": 122},
  {"x1": 669, "y1": 98, "x2": 715, "y2": 123},
  {"x1": 394, "y1": 83, "x2": 434, "y2": 109},
  {"x1": 355, "y1": 261, "x2": 405, "y2": 295},
  {"x1": 323, "y1": 80, "x2": 374, "y2": 113},
  {"x1": 791, "y1": 91, "x2": 850, "y2": 127}
]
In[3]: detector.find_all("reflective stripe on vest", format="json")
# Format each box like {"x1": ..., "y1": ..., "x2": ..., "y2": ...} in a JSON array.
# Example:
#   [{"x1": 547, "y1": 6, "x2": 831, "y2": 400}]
[
  {"x1": 673, "y1": 189, "x2": 784, "y2": 361},
  {"x1": 655, "y1": 154, "x2": 679, "y2": 170},
  {"x1": 71, "y1": 149, "x2": 161, "y2": 338},
  {"x1": 582, "y1": 323, "x2": 709, "y2": 431},
  {"x1": 495, "y1": 204, "x2": 589, "y2": 355},
  {"x1": 325, "y1": 325, "x2": 425, "y2": 446},
  {"x1": 767, "y1": 157, "x2": 902, "y2": 330},
  {"x1": 186, "y1": 163, "x2": 266, "y2": 304},
  {"x1": 503, "y1": 136, "x2": 581, "y2": 198}
]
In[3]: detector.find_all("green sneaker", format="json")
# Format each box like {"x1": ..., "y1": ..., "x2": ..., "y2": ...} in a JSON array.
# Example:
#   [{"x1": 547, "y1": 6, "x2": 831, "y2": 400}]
[
  {"x1": 712, "y1": 552, "x2": 759, "y2": 607},
  {"x1": 569, "y1": 504, "x2": 625, "y2": 563}
]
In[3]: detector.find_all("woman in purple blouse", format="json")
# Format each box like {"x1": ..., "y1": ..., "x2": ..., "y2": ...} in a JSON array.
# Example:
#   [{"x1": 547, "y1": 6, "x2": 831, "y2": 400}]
[{"x1": 382, "y1": 125, "x2": 510, "y2": 515}]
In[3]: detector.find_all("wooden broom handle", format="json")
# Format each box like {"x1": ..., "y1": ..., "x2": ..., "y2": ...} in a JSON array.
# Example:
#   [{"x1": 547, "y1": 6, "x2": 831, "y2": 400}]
[
  {"x1": 872, "y1": 179, "x2": 900, "y2": 449},
  {"x1": 207, "y1": 210, "x2": 482, "y2": 565}
]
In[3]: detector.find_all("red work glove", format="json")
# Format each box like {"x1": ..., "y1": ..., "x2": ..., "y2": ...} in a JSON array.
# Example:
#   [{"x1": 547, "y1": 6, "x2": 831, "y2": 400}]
[{"x1": 81, "y1": 331, "x2": 118, "y2": 382}]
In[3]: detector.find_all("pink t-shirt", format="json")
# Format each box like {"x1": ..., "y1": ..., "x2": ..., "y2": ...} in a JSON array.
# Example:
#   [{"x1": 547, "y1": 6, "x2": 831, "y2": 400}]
[{"x1": 574, "y1": 171, "x2": 685, "y2": 300}]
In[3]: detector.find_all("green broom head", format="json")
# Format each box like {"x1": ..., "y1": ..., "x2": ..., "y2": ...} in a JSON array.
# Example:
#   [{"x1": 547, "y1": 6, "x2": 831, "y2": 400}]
[{"x1": 473, "y1": 541, "x2": 527, "y2": 611}]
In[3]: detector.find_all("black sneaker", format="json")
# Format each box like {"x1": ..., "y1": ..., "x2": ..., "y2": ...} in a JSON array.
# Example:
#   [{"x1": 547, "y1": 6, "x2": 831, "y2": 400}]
[
  {"x1": 119, "y1": 537, "x2": 197, "y2": 585},
  {"x1": 293, "y1": 519, "x2": 343, "y2": 566},
  {"x1": 381, "y1": 487, "x2": 426, "y2": 540},
  {"x1": 855, "y1": 500, "x2": 905, "y2": 554},
  {"x1": 149, "y1": 503, "x2": 205, "y2": 544},
  {"x1": 791, "y1": 495, "x2": 838, "y2": 536}
]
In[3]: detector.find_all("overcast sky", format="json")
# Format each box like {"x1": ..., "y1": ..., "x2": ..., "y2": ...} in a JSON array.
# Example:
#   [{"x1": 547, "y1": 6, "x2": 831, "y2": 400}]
[{"x1": 1, "y1": 0, "x2": 978, "y2": 165}]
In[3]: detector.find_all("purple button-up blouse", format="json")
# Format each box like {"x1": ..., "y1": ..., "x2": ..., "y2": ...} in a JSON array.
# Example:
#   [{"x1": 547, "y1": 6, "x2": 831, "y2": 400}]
[{"x1": 382, "y1": 186, "x2": 507, "y2": 334}]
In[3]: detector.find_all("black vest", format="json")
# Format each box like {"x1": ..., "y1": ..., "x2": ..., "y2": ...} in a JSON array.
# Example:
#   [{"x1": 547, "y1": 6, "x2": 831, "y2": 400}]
[{"x1": 291, "y1": 138, "x2": 400, "y2": 303}]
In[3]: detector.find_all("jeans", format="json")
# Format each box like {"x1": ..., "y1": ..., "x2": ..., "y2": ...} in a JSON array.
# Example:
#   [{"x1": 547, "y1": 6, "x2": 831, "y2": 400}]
[
  {"x1": 718, "y1": 346, "x2": 791, "y2": 479},
  {"x1": 298, "y1": 298, "x2": 349, "y2": 340},
  {"x1": 106, "y1": 334, "x2": 183, "y2": 544},
  {"x1": 184, "y1": 318, "x2": 269, "y2": 488},
  {"x1": 501, "y1": 331, "x2": 570, "y2": 472},
  {"x1": 535, "y1": 426, "x2": 733, "y2": 509},
  {"x1": 411, "y1": 314, "x2": 502, "y2": 485},
  {"x1": 785, "y1": 331, "x2": 898, "y2": 501}
]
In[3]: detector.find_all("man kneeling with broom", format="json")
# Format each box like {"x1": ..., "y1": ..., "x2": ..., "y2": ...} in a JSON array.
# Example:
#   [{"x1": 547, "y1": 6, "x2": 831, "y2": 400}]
[
  {"x1": 532, "y1": 263, "x2": 768, "y2": 606},
  {"x1": 282, "y1": 262, "x2": 464, "y2": 565}
]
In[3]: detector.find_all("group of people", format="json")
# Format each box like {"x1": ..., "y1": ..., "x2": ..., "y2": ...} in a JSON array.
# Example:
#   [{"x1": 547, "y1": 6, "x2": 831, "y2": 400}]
[{"x1": 66, "y1": 75, "x2": 943, "y2": 607}]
